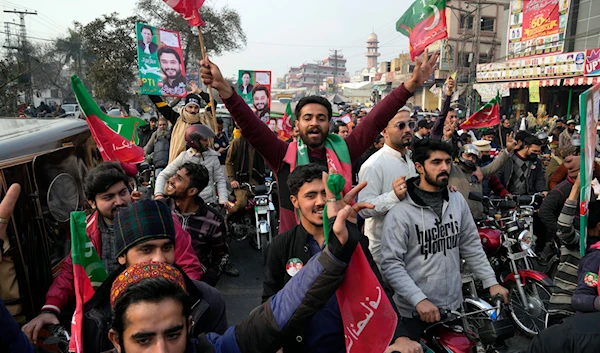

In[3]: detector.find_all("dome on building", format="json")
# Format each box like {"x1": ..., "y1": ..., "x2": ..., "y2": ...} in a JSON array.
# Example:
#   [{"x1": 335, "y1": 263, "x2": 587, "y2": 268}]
[{"x1": 367, "y1": 32, "x2": 378, "y2": 42}]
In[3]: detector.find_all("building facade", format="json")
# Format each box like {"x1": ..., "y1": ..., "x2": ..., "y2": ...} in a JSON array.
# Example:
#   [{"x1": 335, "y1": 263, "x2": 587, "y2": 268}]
[{"x1": 286, "y1": 54, "x2": 348, "y2": 91}]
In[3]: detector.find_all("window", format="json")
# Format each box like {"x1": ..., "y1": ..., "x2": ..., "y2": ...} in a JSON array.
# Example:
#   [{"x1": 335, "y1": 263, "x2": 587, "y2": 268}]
[
  {"x1": 460, "y1": 15, "x2": 474, "y2": 29},
  {"x1": 458, "y1": 52, "x2": 473, "y2": 67},
  {"x1": 481, "y1": 17, "x2": 495, "y2": 31}
]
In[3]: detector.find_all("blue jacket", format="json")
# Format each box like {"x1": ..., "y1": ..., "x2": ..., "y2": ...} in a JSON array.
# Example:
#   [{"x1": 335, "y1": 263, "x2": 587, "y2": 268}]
[
  {"x1": 572, "y1": 244, "x2": 600, "y2": 313},
  {"x1": 0, "y1": 298, "x2": 34, "y2": 353}
]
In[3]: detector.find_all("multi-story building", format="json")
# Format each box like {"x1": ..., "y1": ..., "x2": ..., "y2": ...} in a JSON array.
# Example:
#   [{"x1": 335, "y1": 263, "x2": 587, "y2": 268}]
[{"x1": 286, "y1": 53, "x2": 348, "y2": 91}]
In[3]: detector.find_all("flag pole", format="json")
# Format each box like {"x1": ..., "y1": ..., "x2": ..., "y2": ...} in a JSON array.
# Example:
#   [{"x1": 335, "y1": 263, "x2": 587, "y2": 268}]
[{"x1": 196, "y1": 26, "x2": 217, "y2": 129}]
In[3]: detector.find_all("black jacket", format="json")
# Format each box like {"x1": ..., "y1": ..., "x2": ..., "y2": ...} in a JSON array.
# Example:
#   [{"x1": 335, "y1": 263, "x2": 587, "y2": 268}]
[
  {"x1": 497, "y1": 154, "x2": 546, "y2": 194},
  {"x1": 539, "y1": 177, "x2": 577, "y2": 236},
  {"x1": 572, "y1": 245, "x2": 600, "y2": 313},
  {"x1": 137, "y1": 125, "x2": 156, "y2": 148},
  {"x1": 82, "y1": 265, "x2": 227, "y2": 353},
  {"x1": 528, "y1": 312, "x2": 600, "y2": 353}
]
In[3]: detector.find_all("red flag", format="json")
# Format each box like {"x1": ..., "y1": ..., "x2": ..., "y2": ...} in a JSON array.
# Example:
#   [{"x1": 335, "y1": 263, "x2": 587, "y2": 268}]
[
  {"x1": 164, "y1": 0, "x2": 205, "y2": 26},
  {"x1": 278, "y1": 101, "x2": 294, "y2": 141},
  {"x1": 85, "y1": 114, "x2": 145, "y2": 164},
  {"x1": 337, "y1": 247, "x2": 398, "y2": 353},
  {"x1": 460, "y1": 92, "x2": 501, "y2": 130},
  {"x1": 397, "y1": 0, "x2": 448, "y2": 60}
]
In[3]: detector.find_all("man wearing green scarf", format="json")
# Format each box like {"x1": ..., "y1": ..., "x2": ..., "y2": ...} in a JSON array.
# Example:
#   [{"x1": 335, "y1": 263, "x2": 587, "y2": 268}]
[{"x1": 199, "y1": 50, "x2": 440, "y2": 234}]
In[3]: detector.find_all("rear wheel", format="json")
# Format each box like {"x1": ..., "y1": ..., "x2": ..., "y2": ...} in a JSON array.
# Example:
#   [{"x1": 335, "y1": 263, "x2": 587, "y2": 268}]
[{"x1": 506, "y1": 280, "x2": 551, "y2": 337}]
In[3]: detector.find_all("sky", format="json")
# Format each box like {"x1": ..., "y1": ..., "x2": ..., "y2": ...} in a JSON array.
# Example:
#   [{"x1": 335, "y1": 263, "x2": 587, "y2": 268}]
[{"x1": 0, "y1": 0, "x2": 412, "y2": 80}]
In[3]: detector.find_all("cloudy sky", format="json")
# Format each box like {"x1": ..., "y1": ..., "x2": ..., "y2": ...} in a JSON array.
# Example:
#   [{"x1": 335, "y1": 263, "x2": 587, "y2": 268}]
[{"x1": 0, "y1": 0, "x2": 412, "y2": 79}]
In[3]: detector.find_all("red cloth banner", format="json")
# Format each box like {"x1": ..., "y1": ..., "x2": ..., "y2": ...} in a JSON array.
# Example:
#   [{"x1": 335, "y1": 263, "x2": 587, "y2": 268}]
[
  {"x1": 163, "y1": 0, "x2": 205, "y2": 26},
  {"x1": 85, "y1": 114, "x2": 145, "y2": 164}
]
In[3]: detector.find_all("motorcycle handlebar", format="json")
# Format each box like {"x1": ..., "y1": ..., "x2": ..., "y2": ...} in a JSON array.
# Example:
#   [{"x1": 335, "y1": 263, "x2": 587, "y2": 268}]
[{"x1": 411, "y1": 308, "x2": 452, "y2": 320}]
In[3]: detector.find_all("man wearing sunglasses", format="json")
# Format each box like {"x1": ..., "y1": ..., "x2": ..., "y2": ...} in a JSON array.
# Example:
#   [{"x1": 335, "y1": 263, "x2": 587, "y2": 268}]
[{"x1": 357, "y1": 106, "x2": 418, "y2": 265}]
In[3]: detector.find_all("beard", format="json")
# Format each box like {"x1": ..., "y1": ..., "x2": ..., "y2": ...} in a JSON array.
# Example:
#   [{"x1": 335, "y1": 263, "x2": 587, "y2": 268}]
[
  {"x1": 299, "y1": 127, "x2": 328, "y2": 148},
  {"x1": 392, "y1": 132, "x2": 413, "y2": 149},
  {"x1": 424, "y1": 169, "x2": 449, "y2": 188},
  {"x1": 163, "y1": 67, "x2": 181, "y2": 80}
]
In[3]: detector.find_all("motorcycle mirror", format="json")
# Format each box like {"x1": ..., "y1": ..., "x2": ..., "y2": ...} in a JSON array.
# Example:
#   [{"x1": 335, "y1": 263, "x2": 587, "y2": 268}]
[{"x1": 468, "y1": 192, "x2": 483, "y2": 202}]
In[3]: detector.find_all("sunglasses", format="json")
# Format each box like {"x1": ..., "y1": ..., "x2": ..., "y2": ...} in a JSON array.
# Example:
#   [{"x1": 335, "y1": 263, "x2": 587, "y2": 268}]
[{"x1": 394, "y1": 121, "x2": 417, "y2": 130}]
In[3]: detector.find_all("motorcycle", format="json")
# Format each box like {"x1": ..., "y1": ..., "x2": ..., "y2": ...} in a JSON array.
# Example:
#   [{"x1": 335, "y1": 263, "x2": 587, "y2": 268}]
[
  {"x1": 134, "y1": 162, "x2": 156, "y2": 200},
  {"x1": 227, "y1": 179, "x2": 278, "y2": 263},
  {"x1": 470, "y1": 192, "x2": 552, "y2": 337},
  {"x1": 411, "y1": 295, "x2": 513, "y2": 353}
]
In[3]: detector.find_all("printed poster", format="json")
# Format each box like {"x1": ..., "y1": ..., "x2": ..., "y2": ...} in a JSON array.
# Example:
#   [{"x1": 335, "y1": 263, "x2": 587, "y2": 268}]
[
  {"x1": 529, "y1": 80, "x2": 540, "y2": 102},
  {"x1": 136, "y1": 22, "x2": 187, "y2": 98},
  {"x1": 506, "y1": 0, "x2": 571, "y2": 60},
  {"x1": 579, "y1": 82, "x2": 600, "y2": 255},
  {"x1": 238, "y1": 70, "x2": 272, "y2": 123}
]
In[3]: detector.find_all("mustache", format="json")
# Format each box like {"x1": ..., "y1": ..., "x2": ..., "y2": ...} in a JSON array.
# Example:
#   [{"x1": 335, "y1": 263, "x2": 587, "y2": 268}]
[{"x1": 437, "y1": 172, "x2": 449, "y2": 178}]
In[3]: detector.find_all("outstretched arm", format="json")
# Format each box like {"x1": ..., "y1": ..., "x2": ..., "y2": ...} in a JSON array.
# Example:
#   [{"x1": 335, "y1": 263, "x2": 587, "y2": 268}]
[{"x1": 148, "y1": 95, "x2": 180, "y2": 126}]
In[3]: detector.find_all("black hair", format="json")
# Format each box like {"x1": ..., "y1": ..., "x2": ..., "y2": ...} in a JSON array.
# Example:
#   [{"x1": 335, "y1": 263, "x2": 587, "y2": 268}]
[
  {"x1": 149, "y1": 117, "x2": 158, "y2": 122},
  {"x1": 523, "y1": 136, "x2": 542, "y2": 147},
  {"x1": 287, "y1": 164, "x2": 327, "y2": 197},
  {"x1": 589, "y1": 201, "x2": 600, "y2": 233},
  {"x1": 157, "y1": 47, "x2": 182, "y2": 64},
  {"x1": 251, "y1": 85, "x2": 269, "y2": 98},
  {"x1": 179, "y1": 163, "x2": 209, "y2": 197},
  {"x1": 412, "y1": 139, "x2": 454, "y2": 166},
  {"x1": 242, "y1": 71, "x2": 251, "y2": 78},
  {"x1": 111, "y1": 277, "x2": 192, "y2": 338},
  {"x1": 295, "y1": 96, "x2": 333, "y2": 121},
  {"x1": 460, "y1": 133, "x2": 472, "y2": 143},
  {"x1": 333, "y1": 121, "x2": 348, "y2": 134},
  {"x1": 140, "y1": 25, "x2": 153, "y2": 35},
  {"x1": 84, "y1": 162, "x2": 130, "y2": 201},
  {"x1": 515, "y1": 131, "x2": 531, "y2": 143},
  {"x1": 374, "y1": 133, "x2": 384, "y2": 143},
  {"x1": 216, "y1": 117, "x2": 223, "y2": 125}
]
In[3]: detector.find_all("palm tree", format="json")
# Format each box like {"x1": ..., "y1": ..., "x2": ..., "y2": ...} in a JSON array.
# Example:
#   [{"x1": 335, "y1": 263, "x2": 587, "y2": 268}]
[{"x1": 55, "y1": 29, "x2": 91, "y2": 79}]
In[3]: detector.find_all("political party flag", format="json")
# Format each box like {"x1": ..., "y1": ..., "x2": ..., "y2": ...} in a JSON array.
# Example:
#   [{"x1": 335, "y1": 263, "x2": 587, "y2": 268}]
[
  {"x1": 85, "y1": 112, "x2": 146, "y2": 164},
  {"x1": 71, "y1": 75, "x2": 147, "y2": 144},
  {"x1": 460, "y1": 91, "x2": 501, "y2": 130},
  {"x1": 278, "y1": 102, "x2": 294, "y2": 141},
  {"x1": 445, "y1": 70, "x2": 457, "y2": 85},
  {"x1": 69, "y1": 211, "x2": 108, "y2": 353},
  {"x1": 396, "y1": 0, "x2": 448, "y2": 60},
  {"x1": 163, "y1": 0, "x2": 206, "y2": 27}
]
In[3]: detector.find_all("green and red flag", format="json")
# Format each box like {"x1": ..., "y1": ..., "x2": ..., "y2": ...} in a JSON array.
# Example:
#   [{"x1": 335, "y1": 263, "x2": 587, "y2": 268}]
[
  {"x1": 69, "y1": 211, "x2": 108, "y2": 353},
  {"x1": 396, "y1": 0, "x2": 448, "y2": 60},
  {"x1": 460, "y1": 91, "x2": 501, "y2": 130},
  {"x1": 278, "y1": 102, "x2": 294, "y2": 141},
  {"x1": 163, "y1": 0, "x2": 206, "y2": 26},
  {"x1": 71, "y1": 75, "x2": 147, "y2": 144}
]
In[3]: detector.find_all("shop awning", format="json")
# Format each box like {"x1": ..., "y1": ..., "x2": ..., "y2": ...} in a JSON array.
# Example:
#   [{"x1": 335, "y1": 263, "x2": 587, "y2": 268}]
[
  {"x1": 539, "y1": 79, "x2": 562, "y2": 87},
  {"x1": 508, "y1": 81, "x2": 529, "y2": 88},
  {"x1": 564, "y1": 76, "x2": 600, "y2": 86}
]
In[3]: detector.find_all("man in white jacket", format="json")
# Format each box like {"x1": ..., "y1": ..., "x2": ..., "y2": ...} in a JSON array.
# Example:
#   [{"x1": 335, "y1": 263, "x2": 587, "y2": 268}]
[
  {"x1": 155, "y1": 124, "x2": 228, "y2": 207},
  {"x1": 357, "y1": 106, "x2": 416, "y2": 265}
]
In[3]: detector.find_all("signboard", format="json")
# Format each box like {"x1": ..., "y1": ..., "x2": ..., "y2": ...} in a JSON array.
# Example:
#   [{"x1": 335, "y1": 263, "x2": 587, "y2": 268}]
[
  {"x1": 237, "y1": 70, "x2": 272, "y2": 123},
  {"x1": 529, "y1": 80, "x2": 540, "y2": 102},
  {"x1": 473, "y1": 83, "x2": 511, "y2": 102},
  {"x1": 579, "y1": 82, "x2": 600, "y2": 255},
  {"x1": 507, "y1": 0, "x2": 571, "y2": 60},
  {"x1": 477, "y1": 50, "x2": 588, "y2": 82},
  {"x1": 585, "y1": 49, "x2": 600, "y2": 76},
  {"x1": 136, "y1": 22, "x2": 187, "y2": 97}
]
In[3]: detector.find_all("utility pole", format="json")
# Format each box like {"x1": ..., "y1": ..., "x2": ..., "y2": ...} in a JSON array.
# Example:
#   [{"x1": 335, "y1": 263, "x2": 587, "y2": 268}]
[
  {"x1": 467, "y1": 0, "x2": 482, "y2": 116},
  {"x1": 330, "y1": 49, "x2": 341, "y2": 93},
  {"x1": 3, "y1": 9, "x2": 37, "y2": 104}
]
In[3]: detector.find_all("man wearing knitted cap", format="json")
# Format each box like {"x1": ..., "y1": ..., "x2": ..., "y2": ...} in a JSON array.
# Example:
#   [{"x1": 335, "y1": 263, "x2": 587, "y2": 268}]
[
  {"x1": 81, "y1": 200, "x2": 226, "y2": 353},
  {"x1": 22, "y1": 162, "x2": 202, "y2": 344},
  {"x1": 147, "y1": 82, "x2": 218, "y2": 163},
  {"x1": 107, "y1": 178, "x2": 371, "y2": 353}
]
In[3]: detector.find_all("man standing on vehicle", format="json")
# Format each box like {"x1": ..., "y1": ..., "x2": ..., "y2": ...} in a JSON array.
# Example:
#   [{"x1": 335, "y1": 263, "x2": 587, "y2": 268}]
[
  {"x1": 82, "y1": 199, "x2": 227, "y2": 353},
  {"x1": 380, "y1": 139, "x2": 508, "y2": 342},
  {"x1": 357, "y1": 106, "x2": 417, "y2": 263},
  {"x1": 22, "y1": 162, "x2": 202, "y2": 344},
  {"x1": 164, "y1": 162, "x2": 239, "y2": 283},
  {"x1": 199, "y1": 49, "x2": 440, "y2": 234},
  {"x1": 144, "y1": 116, "x2": 171, "y2": 177}
]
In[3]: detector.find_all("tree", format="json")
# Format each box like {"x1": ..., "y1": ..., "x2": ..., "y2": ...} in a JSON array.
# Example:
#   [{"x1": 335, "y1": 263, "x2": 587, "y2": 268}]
[
  {"x1": 55, "y1": 29, "x2": 93, "y2": 80},
  {"x1": 77, "y1": 13, "x2": 142, "y2": 107},
  {"x1": 136, "y1": 0, "x2": 246, "y2": 72}
]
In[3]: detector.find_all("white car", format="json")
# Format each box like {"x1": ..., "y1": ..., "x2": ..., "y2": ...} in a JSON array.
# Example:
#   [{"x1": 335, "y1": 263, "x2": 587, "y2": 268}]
[
  {"x1": 62, "y1": 104, "x2": 80, "y2": 117},
  {"x1": 107, "y1": 108, "x2": 141, "y2": 117}
]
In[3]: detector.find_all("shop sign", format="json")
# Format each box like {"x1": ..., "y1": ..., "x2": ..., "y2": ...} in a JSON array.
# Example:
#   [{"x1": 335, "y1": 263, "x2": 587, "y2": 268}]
[{"x1": 585, "y1": 49, "x2": 600, "y2": 76}]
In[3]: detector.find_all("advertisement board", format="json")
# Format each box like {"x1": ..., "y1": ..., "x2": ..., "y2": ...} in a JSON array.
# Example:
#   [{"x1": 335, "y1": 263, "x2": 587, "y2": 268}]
[
  {"x1": 237, "y1": 70, "x2": 272, "y2": 123},
  {"x1": 585, "y1": 49, "x2": 600, "y2": 76},
  {"x1": 136, "y1": 22, "x2": 187, "y2": 97},
  {"x1": 477, "y1": 49, "x2": 589, "y2": 82},
  {"x1": 506, "y1": 0, "x2": 571, "y2": 60}
]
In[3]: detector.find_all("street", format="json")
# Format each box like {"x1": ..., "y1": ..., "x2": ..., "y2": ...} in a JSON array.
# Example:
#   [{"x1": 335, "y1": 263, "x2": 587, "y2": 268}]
[{"x1": 217, "y1": 236, "x2": 531, "y2": 352}]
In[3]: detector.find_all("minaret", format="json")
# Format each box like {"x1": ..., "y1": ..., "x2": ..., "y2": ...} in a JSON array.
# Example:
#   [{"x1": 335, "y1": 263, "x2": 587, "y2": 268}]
[{"x1": 365, "y1": 32, "x2": 380, "y2": 69}]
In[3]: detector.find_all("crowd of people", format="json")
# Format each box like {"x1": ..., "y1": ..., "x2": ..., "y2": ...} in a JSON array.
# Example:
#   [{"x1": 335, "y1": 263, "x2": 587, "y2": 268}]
[{"x1": 4, "y1": 48, "x2": 600, "y2": 353}]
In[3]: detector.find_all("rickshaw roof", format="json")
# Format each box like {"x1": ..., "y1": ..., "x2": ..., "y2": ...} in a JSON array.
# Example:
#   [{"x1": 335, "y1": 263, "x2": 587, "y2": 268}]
[{"x1": 0, "y1": 117, "x2": 89, "y2": 162}]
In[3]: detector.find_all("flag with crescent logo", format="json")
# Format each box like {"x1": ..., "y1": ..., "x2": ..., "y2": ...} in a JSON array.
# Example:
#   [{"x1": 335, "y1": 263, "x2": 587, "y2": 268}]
[
  {"x1": 163, "y1": 0, "x2": 206, "y2": 27},
  {"x1": 460, "y1": 91, "x2": 501, "y2": 130},
  {"x1": 278, "y1": 101, "x2": 294, "y2": 141},
  {"x1": 396, "y1": 0, "x2": 448, "y2": 60}
]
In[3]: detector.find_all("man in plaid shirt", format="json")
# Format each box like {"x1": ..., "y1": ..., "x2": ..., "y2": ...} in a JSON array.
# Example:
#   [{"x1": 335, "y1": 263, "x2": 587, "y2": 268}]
[{"x1": 163, "y1": 162, "x2": 239, "y2": 286}]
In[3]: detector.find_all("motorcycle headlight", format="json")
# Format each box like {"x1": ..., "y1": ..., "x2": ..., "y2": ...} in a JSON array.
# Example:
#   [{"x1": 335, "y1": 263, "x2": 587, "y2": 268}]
[
  {"x1": 521, "y1": 208, "x2": 534, "y2": 216},
  {"x1": 518, "y1": 230, "x2": 534, "y2": 251},
  {"x1": 257, "y1": 198, "x2": 268, "y2": 206}
]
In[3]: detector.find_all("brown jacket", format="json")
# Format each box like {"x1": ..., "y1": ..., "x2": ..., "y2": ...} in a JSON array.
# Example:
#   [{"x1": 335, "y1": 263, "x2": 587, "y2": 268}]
[{"x1": 225, "y1": 136, "x2": 261, "y2": 184}]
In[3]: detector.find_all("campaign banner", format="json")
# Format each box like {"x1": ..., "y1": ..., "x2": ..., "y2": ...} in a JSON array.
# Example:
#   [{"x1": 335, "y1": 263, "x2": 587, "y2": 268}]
[
  {"x1": 506, "y1": 0, "x2": 571, "y2": 60},
  {"x1": 585, "y1": 49, "x2": 600, "y2": 76},
  {"x1": 136, "y1": 22, "x2": 187, "y2": 97},
  {"x1": 237, "y1": 70, "x2": 272, "y2": 123},
  {"x1": 579, "y1": 82, "x2": 600, "y2": 255},
  {"x1": 529, "y1": 80, "x2": 540, "y2": 102}
]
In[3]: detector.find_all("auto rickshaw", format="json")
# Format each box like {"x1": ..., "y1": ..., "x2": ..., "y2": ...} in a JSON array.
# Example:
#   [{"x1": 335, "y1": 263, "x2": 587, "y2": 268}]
[{"x1": 0, "y1": 117, "x2": 100, "y2": 339}]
